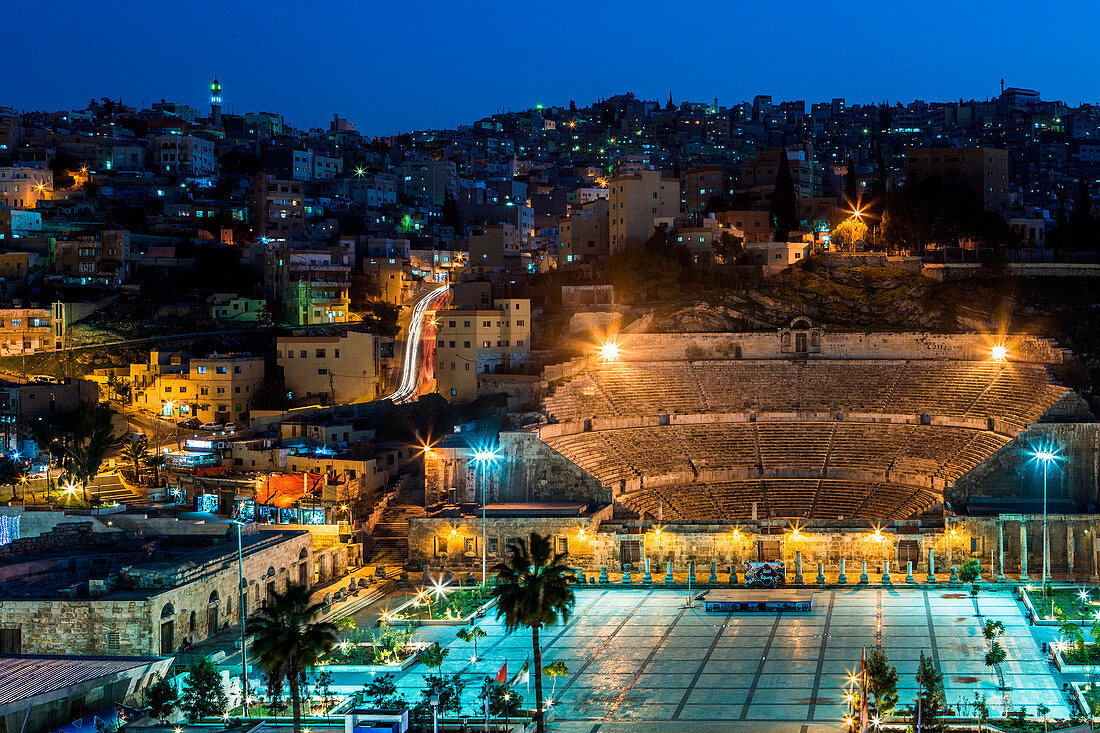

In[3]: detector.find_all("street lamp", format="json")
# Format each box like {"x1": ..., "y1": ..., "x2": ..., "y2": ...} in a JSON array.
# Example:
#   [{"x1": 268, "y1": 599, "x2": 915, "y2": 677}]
[
  {"x1": 229, "y1": 519, "x2": 251, "y2": 717},
  {"x1": 1032, "y1": 446, "x2": 1062, "y2": 594},
  {"x1": 597, "y1": 339, "x2": 620, "y2": 362},
  {"x1": 471, "y1": 446, "x2": 500, "y2": 586}
]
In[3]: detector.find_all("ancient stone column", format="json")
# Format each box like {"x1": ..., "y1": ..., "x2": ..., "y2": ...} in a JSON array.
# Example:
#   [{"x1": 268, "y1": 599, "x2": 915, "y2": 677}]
[
  {"x1": 1067, "y1": 525, "x2": 1075, "y2": 582},
  {"x1": 997, "y1": 521, "x2": 1005, "y2": 581},
  {"x1": 643, "y1": 557, "x2": 653, "y2": 584},
  {"x1": 622, "y1": 566, "x2": 632, "y2": 584},
  {"x1": 1092, "y1": 521, "x2": 1099, "y2": 583},
  {"x1": 883, "y1": 560, "x2": 891, "y2": 585},
  {"x1": 1020, "y1": 522, "x2": 1029, "y2": 581},
  {"x1": 729, "y1": 564, "x2": 738, "y2": 584},
  {"x1": 599, "y1": 566, "x2": 609, "y2": 584},
  {"x1": 708, "y1": 561, "x2": 718, "y2": 584},
  {"x1": 860, "y1": 561, "x2": 869, "y2": 584},
  {"x1": 906, "y1": 560, "x2": 914, "y2": 584},
  {"x1": 687, "y1": 560, "x2": 696, "y2": 585},
  {"x1": 665, "y1": 561, "x2": 674, "y2": 584},
  {"x1": 838, "y1": 558, "x2": 848, "y2": 584},
  {"x1": 927, "y1": 547, "x2": 936, "y2": 583},
  {"x1": 794, "y1": 551, "x2": 804, "y2": 584},
  {"x1": 816, "y1": 563, "x2": 826, "y2": 584}
]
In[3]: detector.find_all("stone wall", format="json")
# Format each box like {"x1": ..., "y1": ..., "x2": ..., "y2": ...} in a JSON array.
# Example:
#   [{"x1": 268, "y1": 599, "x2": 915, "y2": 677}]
[
  {"x1": 0, "y1": 529, "x2": 312, "y2": 656},
  {"x1": 424, "y1": 432, "x2": 608, "y2": 506},
  {"x1": 950, "y1": 423, "x2": 1100, "y2": 508},
  {"x1": 406, "y1": 513, "x2": 1100, "y2": 582},
  {"x1": 408, "y1": 509, "x2": 612, "y2": 568},
  {"x1": 608, "y1": 331, "x2": 1064, "y2": 364}
]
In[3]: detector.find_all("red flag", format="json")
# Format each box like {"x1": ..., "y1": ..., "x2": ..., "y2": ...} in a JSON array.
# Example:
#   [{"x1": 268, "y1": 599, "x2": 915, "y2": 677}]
[{"x1": 495, "y1": 661, "x2": 507, "y2": 684}]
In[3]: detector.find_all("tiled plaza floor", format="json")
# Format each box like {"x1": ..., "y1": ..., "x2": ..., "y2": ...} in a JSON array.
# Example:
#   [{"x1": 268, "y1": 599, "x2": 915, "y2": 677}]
[{"x1": 332, "y1": 587, "x2": 1070, "y2": 725}]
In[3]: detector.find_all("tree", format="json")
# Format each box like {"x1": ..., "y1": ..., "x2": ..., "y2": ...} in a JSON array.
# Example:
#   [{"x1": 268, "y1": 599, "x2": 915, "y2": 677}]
[
  {"x1": 1060, "y1": 621, "x2": 1085, "y2": 651},
  {"x1": 911, "y1": 651, "x2": 947, "y2": 733},
  {"x1": 121, "y1": 440, "x2": 148, "y2": 484},
  {"x1": 959, "y1": 559, "x2": 981, "y2": 583},
  {"x1": 43, "y1": 403, "x2": 116, "y2": 502},
  {"x1": 542, "y1": 661, "x2": 569, "y2": 702},
  {"x1": 1069, "y1": 177, "x2": 1097, "y2": 251},
  {"x1": 456, "y1": 625, "x2": 487, "y2": 660},
  {"x1": 441, "y1": 189, "x2": 463, "y2": 233},
  {"x1": 480, "y1": 676, "x2": 523, "y2": 717},
  {"x1": 1038, "y1": 701, "x2": 1051, "y2": 732},
  {"x1": 0, "y1": 459, "x2": 21, "y2": 501},
  {"x1": 146, "y1": 674, "x2": 178, "y2": 723},
  {"x1": 363, "y1": 673, "x2": 406, "y2": 710},
  {"x1": 713, "y1": 231, "x2": 748, "y2": 265},
  {"x1": 180, "y1": 658, "x2": 228, "y2": 722},
  {"x1": 419, "y1": 644, "x2": 448, "y2": 686},
  {"x1": 984, "y1": 640, "x2": 1006, "y2": 668},
  {"x1": 412, "y1": 673, "x2": 464, "y2": 727},
  {"x1": 604, "y1": 248, "x2": 682, "y2": 303},
  {"x1": 144, "y1": 453, "x2": 168, "y2": 489},
  {"x1": 863, "y1": 646, "x2": 899, "y2": 715},
  {"x1": 313, "y1": 669, "x2": 334, "y2": 714},
  {"x1": 830, "y1": 217, "x2": 868, "y2": 249},
  {"x1": 490, "y1": 532, "x2": 576, "y2": 733},
  {"x1": 844, "y1": 156, "x2": 860, "y2": 210},
  {"x1": 250, "y1": 585, "x2": 338, "y2": 733},
  {"x1": 973, "y1": 692, "x2": 990, "y2": 733},
  {"x1": 982, "y1": 620, "x2": 1005, "y2": 640},
  {"x1": 770, "y1": 147, "x2": 798, "y2": 242}
]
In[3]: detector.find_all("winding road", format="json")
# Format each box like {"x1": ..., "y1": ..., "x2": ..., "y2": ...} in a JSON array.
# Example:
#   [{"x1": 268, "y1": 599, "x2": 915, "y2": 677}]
[{"x1": 385, "y1": 284, "x2": 450, "y2": 403}]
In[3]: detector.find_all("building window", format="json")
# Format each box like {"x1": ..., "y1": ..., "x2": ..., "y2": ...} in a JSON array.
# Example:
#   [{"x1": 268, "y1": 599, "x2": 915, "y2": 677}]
[{"x1": 316, "y1": 349, "x2": 326, "y2": 358}]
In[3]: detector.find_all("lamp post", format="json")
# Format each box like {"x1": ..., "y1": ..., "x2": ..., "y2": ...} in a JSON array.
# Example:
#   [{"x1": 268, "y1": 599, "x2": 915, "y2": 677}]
[
  {"x1": 1033, "y1": 447, "x2": 1061, "y2": 596},
  {"x1": 231, "y1": 519, "x2": 250, "y2": 718},
  {"x1": 472, "y1": 448, "x2": 499, "y2": 586}
]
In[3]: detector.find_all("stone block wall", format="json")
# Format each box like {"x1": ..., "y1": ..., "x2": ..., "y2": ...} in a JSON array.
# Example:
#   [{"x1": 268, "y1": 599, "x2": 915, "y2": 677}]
[{"x1": 408, "y1": 513, "x2": 607, "y2": 569}]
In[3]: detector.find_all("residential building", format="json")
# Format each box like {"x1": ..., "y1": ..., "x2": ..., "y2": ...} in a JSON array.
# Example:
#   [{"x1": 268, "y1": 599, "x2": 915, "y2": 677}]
[
  {"x1": 469, "y1": 223, "x2": 519, "y2": 273},
  {"x1": 904, "y1": 146, "x2": 1011, "y2": 211},
  {"x1": 130, "y1": 352, "x2": 264, "y2": 424},
  {"x1": 151, "y1": 134, "x2": 216, "y2": 176},
  {"x1": 53, "y1": 230, "x2": 130, "y2": 287},
  {"x1": 277, "y1": 330, "x2": 382, "y2": 404},
  {"x1": 266, "y1": 247, "x2": 352, "y2": 325},
  {"x1": 558, "y1": 198, "x2": 609, "y2": 268},
  {"x1": 683, "y1": 165, "x2": 737, "y2": 214},
  {"x1": 740, "y1": 146, "x2": 817, "y2": 202},
  {"x1": 251, "y1": 175, "x2": 305, "y2": 239},
  {"x1": 434, "y1": 299, "x2": 531, "y2": 402},
  {"x1": 208, "y1": 294, "x2": 266, "y2": 322},
  {"x1": 0, "y1": 167, "x2": 51, "y2": 209},
  {"x1": 608, "y1": 170, "x2": 680, "y2": 252}
]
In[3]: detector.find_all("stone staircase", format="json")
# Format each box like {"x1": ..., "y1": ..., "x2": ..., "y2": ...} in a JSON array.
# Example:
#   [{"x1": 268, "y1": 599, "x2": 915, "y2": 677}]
[{"x1": 368, "y1": 504, "x2": 425, "y2": 567}]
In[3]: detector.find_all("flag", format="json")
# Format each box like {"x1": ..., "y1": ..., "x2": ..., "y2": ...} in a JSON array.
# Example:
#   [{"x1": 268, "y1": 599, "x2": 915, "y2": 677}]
[
  {"x1": 511, "y1": 658, "x2": 529, "y2": 688},
  {"x1": 495, "y1": 661, "x2": 507, "y2": 683}
]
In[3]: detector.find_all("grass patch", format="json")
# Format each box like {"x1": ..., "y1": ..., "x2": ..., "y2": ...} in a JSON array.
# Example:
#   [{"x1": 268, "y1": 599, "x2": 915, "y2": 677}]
[{"x1": 394, "y1": 585, "x2": 492, "y2": 622}]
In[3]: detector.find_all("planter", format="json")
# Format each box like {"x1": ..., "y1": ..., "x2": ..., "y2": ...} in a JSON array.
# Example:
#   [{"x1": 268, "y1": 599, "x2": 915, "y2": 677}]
[
  {"x1": 1052, "y1": 643, "x2": 1100, "y2": 674},
  {"x1": 1019, "y1": 586, "x2": 1097, "y2": 626},
  {"x1": 320, "y1": 642, "x2": 430, "y2": 673},
  {"x1": 385, "y1": 593, "x2": 497, "y2": 627}
]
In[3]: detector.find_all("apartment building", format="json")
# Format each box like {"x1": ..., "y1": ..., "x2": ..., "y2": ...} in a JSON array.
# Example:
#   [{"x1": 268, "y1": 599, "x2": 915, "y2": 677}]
[
  {"x1": 251, "y1": 175, "x2": 305, "y2": 239},
  {"x1": 558, "y1": 197, "x2": 609, "y2": 268},
  {"x1": 277, "y1": 330, "x2": 382, "y2": 404},
  {"x1": 434, "y1": 299, "x2": 530, "y2": 402},
  {"x1": 152, "y1": 134, "x2": 216, "y2": 176},
  {"x1": 904, "y1": 146, "x2": 1010, "y2": 211},
  {"x1": 53, "y1": 230, "x2": 130, "y2": 287},
  {"x1": 0, "y1": 167, "x2": 52, "y2": 209},
  {"x1": 608, "y1": 170, "x2": 680, "y2": 252},
  {"x1": 683, "y1": 165, "x2": 737, "y2": 214},
  {"x1": 130, "y1": 351, "x2": 264, "y2": 423},
  {"x1": 740, "y1": 146, "x2": 817, "y2": 202}
]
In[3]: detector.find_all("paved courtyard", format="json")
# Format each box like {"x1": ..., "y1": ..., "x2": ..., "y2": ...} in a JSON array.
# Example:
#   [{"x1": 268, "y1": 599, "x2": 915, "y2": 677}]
[{"x1": 334, "y1": 586, "x2": 1070, "y2": 726}]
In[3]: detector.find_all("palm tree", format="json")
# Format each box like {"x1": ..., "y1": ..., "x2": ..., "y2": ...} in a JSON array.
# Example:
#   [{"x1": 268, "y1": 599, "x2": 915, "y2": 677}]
[
  {"x1": 490, "y1": 533, "x2": 575, "y2": 733},
  {"x1": 121, "y1": 440, "x2": 148, "y2": 484},
  {"x1": 144, "y1": 453, "x2": 168, "y2": 488},
  {"x1": 250, "y1": 584, "x2": 337, "y2": 733}
]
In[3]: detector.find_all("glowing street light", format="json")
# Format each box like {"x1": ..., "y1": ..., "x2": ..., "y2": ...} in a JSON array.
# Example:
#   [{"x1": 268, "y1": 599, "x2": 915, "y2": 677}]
[
  {"x1": 598, "y1": 339, "x2": 620, "y2": 362},
  {"x1": 1031, "y1": 444, "x2": 1062, "y2": 594},
  {"x1": 471, "y1": 446, "x2": 500, "y2": 585}
]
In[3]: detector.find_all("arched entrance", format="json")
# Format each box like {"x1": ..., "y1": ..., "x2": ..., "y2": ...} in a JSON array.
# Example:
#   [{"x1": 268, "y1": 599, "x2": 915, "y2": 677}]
[
  {"x1": 207, "y1": 591, "x2": 220, "y2": 636},
  {"x1": 160, "y1": 603, "x2": 175, "y2": 654}
]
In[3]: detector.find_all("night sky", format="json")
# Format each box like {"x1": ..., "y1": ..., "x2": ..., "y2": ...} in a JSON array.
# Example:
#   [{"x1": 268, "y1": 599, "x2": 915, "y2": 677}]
[{"x1": 6, "y1": 0, "x2": 1097, "y2": 135}]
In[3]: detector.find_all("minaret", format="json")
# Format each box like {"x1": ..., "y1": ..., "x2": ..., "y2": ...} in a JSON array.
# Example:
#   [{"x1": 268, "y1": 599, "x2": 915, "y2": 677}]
[{"x1": 209, "y1": 76, "x2": 222, "y2": 126}]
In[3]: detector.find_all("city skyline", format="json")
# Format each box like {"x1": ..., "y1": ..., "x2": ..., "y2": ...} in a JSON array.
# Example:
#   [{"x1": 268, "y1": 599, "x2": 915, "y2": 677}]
[{"x1": 8, "y1": 0, "x2": 1100, "y2": 134}]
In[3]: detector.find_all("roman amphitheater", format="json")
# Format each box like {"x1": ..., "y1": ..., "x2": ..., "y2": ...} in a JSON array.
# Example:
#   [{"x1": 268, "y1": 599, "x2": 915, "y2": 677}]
[{"x1": 415, "y1": 320, "x2": 1100, "y2": 580}]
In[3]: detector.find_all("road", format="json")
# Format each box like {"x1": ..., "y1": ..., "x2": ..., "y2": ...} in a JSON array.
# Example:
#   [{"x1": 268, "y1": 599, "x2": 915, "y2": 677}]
[{"x1": 385, "y1": 284, "x2": 450, "y2": 403}]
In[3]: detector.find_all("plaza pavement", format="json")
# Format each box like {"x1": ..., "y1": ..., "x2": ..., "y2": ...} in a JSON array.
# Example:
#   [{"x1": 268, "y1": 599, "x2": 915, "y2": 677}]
[{"x1": 325, "y1": 586, "x2": 1072, "y2": 727}]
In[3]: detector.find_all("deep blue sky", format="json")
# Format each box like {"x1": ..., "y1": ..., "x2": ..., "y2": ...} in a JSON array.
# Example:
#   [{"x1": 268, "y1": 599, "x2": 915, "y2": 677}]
[{"x1": 5, "y1": 1, "x2": 1097, "y2": 136}]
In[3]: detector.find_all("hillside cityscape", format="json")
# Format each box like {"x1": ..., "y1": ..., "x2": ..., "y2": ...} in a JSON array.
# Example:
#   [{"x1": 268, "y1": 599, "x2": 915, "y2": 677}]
[{"x1": 1, "y1": 75, "x2": 1100, "y2": 733}]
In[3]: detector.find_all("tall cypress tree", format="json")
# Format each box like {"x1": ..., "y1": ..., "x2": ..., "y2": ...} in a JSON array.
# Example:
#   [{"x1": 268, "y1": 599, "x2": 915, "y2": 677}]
[
  {"x1": 771, "y1": 147, "x2": 798, "y2": 242},
  {"x1": 845, "y1": 156, "x2": 860, "y2": 210},
  {"x1": 1070, "y1": 178, "x2": 1095, "y2": 251}
]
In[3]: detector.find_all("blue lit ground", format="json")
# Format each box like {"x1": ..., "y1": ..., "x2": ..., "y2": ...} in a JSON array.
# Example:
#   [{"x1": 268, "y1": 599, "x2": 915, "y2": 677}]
[{"x1": 330, "y1": 587, "x2": 1070, "y2": 730}]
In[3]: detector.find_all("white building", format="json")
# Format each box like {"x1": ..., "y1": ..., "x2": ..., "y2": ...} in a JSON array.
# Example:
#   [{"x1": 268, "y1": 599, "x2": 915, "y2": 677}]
[{"x1": 0, "y1": 167, "x2": 52, "y2": 209}]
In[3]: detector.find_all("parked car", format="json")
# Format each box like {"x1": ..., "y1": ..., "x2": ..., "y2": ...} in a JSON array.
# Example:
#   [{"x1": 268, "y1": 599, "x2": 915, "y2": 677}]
[
  {"x1": 178, "y1": 418, "x2": 201, "y2": 430},
  {"x1": 199, "y1": 422, "x2": 222, "y2": 431},
  {"x1": 222, "y1": 422, "x2": 239, "y2": 432}
]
